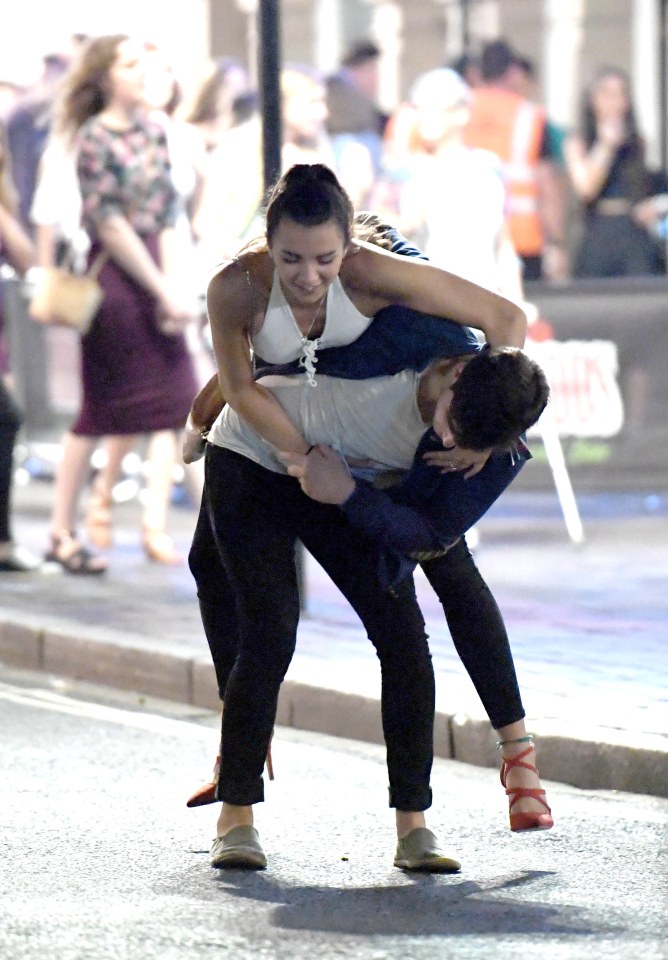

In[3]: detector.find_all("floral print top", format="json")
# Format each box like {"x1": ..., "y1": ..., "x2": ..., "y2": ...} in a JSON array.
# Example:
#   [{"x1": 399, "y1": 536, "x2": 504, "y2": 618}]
[{"x1": 77, "y1": 113, "x2": 177, "y2": 236}]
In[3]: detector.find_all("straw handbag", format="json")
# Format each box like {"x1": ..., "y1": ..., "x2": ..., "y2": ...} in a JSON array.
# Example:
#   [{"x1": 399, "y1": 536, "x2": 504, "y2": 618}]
[{"x1": 29, "y1": 249, "x2": 109, "y2": 336}]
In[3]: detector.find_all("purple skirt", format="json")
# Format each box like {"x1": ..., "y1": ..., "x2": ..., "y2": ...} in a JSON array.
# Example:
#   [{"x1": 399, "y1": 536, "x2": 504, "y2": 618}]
[{"x1": 72, "y1": 235, "x2": 197, "y2": 436}]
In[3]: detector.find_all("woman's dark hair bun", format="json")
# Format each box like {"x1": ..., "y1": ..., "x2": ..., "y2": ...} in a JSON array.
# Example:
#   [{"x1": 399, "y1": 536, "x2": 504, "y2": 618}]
[
  {"x1": 265, "y1": 163, "x2": 353, "y2": 244},
  {"x1": 284, "y1": 163, "x2": 340, "y2": 187}
]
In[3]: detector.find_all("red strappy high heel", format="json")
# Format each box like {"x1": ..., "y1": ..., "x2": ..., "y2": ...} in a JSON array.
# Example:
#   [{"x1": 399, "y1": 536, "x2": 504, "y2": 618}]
[
  {"x1": 499, "y1": 737, "x2": 554, "y2": 832},
  {"x1": 186, "y1": 735, "x2": 275, "y2": 808}
]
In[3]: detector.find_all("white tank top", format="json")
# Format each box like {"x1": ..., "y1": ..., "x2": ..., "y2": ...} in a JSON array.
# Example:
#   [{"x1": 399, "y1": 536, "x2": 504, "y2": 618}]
[
  {"x1": 208, "y1": 371, "x2": 426, "y2": 476},
  {"x1": 252, "y1": 271, "x2": 373, "y2": 384}
]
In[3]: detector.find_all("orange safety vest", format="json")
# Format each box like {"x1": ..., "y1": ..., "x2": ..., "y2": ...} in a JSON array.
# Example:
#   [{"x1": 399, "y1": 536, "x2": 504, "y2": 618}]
[{"x1": 464, "y1": 88, "x2": 546, "y2": 257}]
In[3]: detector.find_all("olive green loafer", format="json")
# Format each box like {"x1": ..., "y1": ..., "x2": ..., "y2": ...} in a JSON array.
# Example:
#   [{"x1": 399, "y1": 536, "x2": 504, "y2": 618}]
[
  {"x1": 210, "y1": 826, "x2": 267, "y2": 870},
  {"x1": 394, "y1": 827, "x2": 461, "y2": 873}
]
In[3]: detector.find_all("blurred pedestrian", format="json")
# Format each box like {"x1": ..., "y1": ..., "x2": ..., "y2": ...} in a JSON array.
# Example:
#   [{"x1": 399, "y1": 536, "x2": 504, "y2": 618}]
[
  {"x1": 512, "y1": 54, "x2": 567, "y2": 169},
  {"x1": 463, "y1": 39, "x2": 567, "y2": 281},
  {"x1": 325, "y1": 39, "x2": 388, "y2": 186},
  {"x1": 0, "y1": 121, "x2": 41, "y2": 571},
  {"x1": 564, "y1": 66, "x2": 667, "y2": 432},
  {"x1": 396, "y1": 68, "x2": 524, "y2": 301},
  {"x1": 450, "y1": 51, "x2": 482, "y2": 90},
  {"x1": 31, "y1": 43, "x2": 206, "y2": 560},
  {"x1": 43, "y1": 35, "x2": 197, "y2": 573},
  {"x1": 80, "y1": 43, "x2": 209, "y2": 559},
  {"x1": 5, "y1": 51, "x2": 72, "y2": 230},
  {"x1": 182, "y1": 57, "x2": 250, "y2": 156},
  {"x1": 564, "y1": 66, "x2": 666, "y2": 278},
  {"x1": 192, "y1": 64, "x2": 373, "y2": 272}
]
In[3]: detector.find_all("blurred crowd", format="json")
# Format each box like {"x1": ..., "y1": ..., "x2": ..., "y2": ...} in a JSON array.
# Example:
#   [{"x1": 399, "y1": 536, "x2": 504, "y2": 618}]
[{"x1": 0, "y1": 32, "x2": 667, "y2": 573}]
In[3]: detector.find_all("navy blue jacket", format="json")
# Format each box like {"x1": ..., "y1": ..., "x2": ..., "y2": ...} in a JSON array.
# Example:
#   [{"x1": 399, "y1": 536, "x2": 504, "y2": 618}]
[{"x1": 255, "y1": 230, "x2": 529, "y2": 586}]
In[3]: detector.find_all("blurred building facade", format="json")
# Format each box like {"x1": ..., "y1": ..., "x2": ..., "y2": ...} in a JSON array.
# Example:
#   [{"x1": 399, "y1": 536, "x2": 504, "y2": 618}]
[
  {"x1": 1, "y1": 2, "x2": 664, "y2": 165},
  {"x1": 209, "y1": 0, "x2": 666, "y2": 167}
]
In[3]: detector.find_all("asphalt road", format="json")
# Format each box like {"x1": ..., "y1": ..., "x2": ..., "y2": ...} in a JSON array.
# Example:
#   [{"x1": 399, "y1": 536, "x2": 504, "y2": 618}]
[{"x1": 1, "y1": 667, "x2": 666, "y2": 960}]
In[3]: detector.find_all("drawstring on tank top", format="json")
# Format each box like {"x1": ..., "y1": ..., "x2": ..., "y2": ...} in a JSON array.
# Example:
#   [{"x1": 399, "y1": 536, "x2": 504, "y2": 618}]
[{"x1": 298, "y1": 337, "x2": 322, "y2": 386}]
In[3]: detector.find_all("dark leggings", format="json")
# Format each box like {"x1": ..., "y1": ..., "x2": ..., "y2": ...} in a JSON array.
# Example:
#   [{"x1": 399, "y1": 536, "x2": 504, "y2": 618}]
[
  {"x1": 195, "y1": 523, "x2": 525, "y2": 731},
  {"x1": 0, "y1": 379, "x2": 23, "y2": 543},
  {"x1": 190, "y1": 445, "x2": 434, "y2": 811},
  {"x1": 421, "y1": 541, "x2": 524, "y2": 730}
]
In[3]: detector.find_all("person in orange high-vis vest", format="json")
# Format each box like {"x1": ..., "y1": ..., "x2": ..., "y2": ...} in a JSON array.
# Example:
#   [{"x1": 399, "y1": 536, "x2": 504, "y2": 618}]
[{"x1": 463, "y1": 40, "x2": 567, "y2": 281}]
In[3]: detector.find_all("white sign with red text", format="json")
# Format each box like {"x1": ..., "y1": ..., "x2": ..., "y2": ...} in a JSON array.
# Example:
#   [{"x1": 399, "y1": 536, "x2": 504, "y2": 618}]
[{"x1": 526, "y1": 339, "x2": 624, "y2": 438}]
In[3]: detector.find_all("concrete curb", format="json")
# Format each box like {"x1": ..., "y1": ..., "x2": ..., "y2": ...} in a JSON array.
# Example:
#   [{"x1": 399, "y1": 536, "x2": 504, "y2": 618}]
[{"x1": 2, "y1": 617, "x2": 666, "y2": 798}]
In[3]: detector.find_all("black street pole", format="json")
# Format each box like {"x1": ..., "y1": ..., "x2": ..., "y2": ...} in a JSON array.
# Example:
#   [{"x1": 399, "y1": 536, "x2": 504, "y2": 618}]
[
  {"x1": 258, "y1": 0, "x2": 308, "y2": 605},
  {"x1": 259, "y1": 0, "x2": 282, "y2": 192}
]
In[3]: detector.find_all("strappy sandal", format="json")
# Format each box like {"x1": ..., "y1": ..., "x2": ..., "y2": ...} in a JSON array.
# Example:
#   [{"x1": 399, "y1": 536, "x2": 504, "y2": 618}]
[
  {"x1": 186, "y1": 733, "x2": 275, "y2": 808},
  {"x1": 45, "y1": 531, "x2": 108, "y2": 575},
  {"x1": 498, "y1": 735, "x2": 554, "y2": 832},
  {"x1": 84, "y1": 490, "x2": 113, "y2": 549}
]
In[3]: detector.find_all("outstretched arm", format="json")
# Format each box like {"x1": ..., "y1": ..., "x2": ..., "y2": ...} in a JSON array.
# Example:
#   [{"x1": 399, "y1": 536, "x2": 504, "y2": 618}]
[{"x1": 342, "y1": 242, "x2": 528, "y2": 348}]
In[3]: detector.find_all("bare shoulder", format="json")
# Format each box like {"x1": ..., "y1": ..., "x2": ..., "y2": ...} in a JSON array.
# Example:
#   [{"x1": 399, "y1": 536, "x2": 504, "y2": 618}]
[
  {"x1": 341, "y1": 241, "x2": 395, "y2": 290},
  {"x1": 207, "y1": 252, "x2": 272, "y2": 328},
  {"x1": 341, "y1": 239, "x2": 427, "y2": 301}
]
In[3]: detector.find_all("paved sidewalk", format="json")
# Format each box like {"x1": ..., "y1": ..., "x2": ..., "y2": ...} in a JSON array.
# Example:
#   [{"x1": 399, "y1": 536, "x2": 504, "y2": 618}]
[{"x1": 1, "y1": 481, "x2": 667, "y2": 797}]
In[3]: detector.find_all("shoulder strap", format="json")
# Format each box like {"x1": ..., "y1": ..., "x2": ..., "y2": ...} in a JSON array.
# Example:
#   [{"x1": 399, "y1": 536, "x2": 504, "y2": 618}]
[
  {"x1": 86, "y1": 249, "x2": 109, "y2": 280},
  {"x1": 231, "y1": 257, "x2": 260, "y2": 372},
  {"x1": 232, "y1": 257, "x2": 259, "y2": 337}
]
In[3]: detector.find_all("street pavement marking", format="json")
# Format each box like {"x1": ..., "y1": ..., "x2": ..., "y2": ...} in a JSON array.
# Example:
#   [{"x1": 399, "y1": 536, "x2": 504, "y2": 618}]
[{"x1": 0, "y1": 681, "x2": 214, "y2": 739}]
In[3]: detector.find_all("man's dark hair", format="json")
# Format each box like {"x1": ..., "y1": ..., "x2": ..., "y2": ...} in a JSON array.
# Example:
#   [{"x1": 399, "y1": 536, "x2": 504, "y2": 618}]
[
  {"x1": 515, "y1": 54, "x2": 535, "y2": 78},
  {"x1": 450, "y1": 52, "x2": 480, "y2": 81},
  {"x1": 449, "y1": 347, "x2": 549, "y2": 451},
  {"x1": 342, "y1": 41, "x2": 381, "y2": 68},
  {"x1": 480, "y1": 40, "x2": 517, "y2": 82}
]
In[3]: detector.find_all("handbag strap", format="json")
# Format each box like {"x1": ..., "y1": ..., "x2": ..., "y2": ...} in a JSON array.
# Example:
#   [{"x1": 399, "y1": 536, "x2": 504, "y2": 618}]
[
  {"x1": 86, "y1": 249, "x2": 109, "y2": 280},
  {"x1": 232, "y1": 256, "x2": 259, "y2": 374}
]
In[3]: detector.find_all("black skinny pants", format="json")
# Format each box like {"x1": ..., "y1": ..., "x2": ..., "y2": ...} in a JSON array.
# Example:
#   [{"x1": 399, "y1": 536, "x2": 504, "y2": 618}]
[
  {"x1": 0, "y1": 379, "x2": 23, "y2": 543},
  {"x1": 421, "y1": 546, "x2": 525, "y2": 730},
  {"x1": 190, "y1": 445, "x2": 435, "y2": 811}
]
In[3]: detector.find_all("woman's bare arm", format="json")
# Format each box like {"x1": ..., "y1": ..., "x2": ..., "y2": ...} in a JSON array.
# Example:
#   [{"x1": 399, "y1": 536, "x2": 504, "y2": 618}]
[
  {"x1": 190, "y1": 372, "x2": 224, "y2": 429},
  {"x1": 564, "y1": 134, "x2": 616, "y2": 203},
  {"x1": 343, "y1": 243, "x2": 527, "y2": 348},
  {"x1": 96, "y1": 215, "x2": 170, "y2": 299},
  {"x1": 207, "y1": 259, "x2": 311, "y2": 455},
  {"x1": 96, "y1": 215, "x2": 194, "y2": 329}
]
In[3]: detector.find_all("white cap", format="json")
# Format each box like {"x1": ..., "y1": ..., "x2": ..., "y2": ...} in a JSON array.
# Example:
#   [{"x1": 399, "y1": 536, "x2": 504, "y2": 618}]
[{"x1": 410, "y1": 68, "x2": 471, "y2": 110}]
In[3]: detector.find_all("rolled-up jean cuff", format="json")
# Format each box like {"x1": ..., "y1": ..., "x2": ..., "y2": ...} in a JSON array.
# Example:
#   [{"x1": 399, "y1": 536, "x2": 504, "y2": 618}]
[
  {"x1": 389, "y1": 785, "x2": 432, "y2": 812},
  {"x1": 216, "y1": 778, "x2": 265, "y2": 806}
]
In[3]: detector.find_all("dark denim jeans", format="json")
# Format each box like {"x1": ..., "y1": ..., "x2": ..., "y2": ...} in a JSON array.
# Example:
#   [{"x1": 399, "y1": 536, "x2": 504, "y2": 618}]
[{"x1": 189, "y1": 444, "x2": 434, "y2": 811}]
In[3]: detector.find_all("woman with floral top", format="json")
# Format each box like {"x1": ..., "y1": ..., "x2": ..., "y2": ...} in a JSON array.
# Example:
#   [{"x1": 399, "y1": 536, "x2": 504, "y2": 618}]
[{"x1": 43, "y1": 35, "x2": 197, "y2": 573}]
